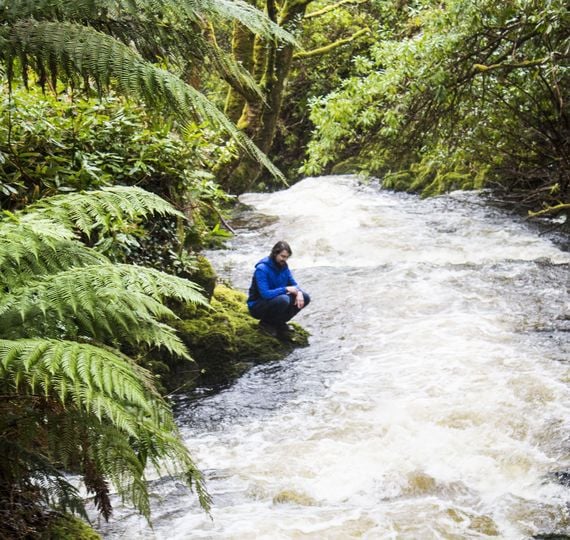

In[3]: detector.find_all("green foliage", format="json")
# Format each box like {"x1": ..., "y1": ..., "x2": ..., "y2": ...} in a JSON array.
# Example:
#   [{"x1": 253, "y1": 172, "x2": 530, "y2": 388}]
[
  {"x1": 45, "y1": 514, "x2": 102, "y2": 539},
  {"x1": 270, "y1": 0, "x2": 380, "y2": 182},
  {"x1": 305, "y1": 0, "x2": 569, "y2": 209},
  {"x1": 0, "y1": 186, "x2": 210, "y2": 538},
  {"x1": 24, "y1": 186, "x2": 185, "y2": 235},
  {"x1": 0, "y1": 0, "x2": 294, "y2": 49},
  {"x1": 0, "y1": 86, "x2": 235, "y2": 268},
  {"x1": 0, "y1": 0, "x2": 290, "y2": 183},
  {"x1": 0, "y1": 86, "x2": 213, "y2": 204}
]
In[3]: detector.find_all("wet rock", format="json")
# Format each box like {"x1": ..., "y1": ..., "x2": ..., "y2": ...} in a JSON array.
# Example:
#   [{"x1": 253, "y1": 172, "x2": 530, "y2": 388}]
[
  {"x1": 550, "y1": 470, "x2": 570, "y2": 487},
  {"x1": 272, "y1": 489, "x2": 316, "y2": 506}
]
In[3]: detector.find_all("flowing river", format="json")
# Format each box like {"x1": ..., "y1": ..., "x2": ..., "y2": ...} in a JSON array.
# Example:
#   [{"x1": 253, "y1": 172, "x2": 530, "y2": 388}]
[{"x1": 100, "y1": 175, "x2": 570, "y2": 539}]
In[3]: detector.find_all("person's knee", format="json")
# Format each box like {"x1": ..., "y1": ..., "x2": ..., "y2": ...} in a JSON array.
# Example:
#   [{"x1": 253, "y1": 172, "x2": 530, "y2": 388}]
[
  {"x1": 273, "y1": 294, "x2": 291, "y2": 312},
  {"x1": 302, "y1": 292, "x2": 311, "y2": 307}
]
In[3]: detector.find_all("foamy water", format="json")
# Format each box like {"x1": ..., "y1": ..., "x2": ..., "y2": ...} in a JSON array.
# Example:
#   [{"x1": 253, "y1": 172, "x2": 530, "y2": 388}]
[{"x1": 99, "y1": 176, "x2": 570, "y2": 539}]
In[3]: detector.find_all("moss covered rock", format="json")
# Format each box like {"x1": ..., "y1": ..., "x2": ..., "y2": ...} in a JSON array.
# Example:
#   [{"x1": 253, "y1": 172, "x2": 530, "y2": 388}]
[
  {"x1": 164, "y1": 284, "x2": 309, "y2": 391},
  {"x1": 188, "y1": 255, "x2": 218, "y2": 301}
]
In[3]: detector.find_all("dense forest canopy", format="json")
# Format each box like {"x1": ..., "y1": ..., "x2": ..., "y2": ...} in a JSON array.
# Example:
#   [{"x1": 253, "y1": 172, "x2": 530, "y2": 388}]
[
  {"x1": 304, "y1": 0, "x2": 569, "y2": 215},
  {"x1": 0, "y1": 0, "x2": 568, "y2": 537}
]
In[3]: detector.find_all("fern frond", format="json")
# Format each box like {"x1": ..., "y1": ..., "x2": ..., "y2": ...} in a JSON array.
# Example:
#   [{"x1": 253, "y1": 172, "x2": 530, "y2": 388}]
[
  {"x1": 23, "y1": 185, "x2": 185, "y2": 237},
  {"x1": 4, "y1": 20, "x2": 287, "y2": 183},
  {"x1": 0, "y1": 263, "x2": 205, "y2": 355},
  {"x1": 195, "y1": 0, "x2": 294, "y2": 43},
  {"x1": 0, "y1": 213, "x2": 75, "y2": 242},
  {"x1": 1, "y1": 262, "x2": 206, "y2": 316},
  {"x1": 2, "y1": 0, "x2": 287, "y2": 102},
  {"x1": 1, "y1": 0, "x2": 295, "y2": 44},
  {"x1": 0, "y1": 437, "x2": 88, "y2": 517},
  {"x1": 113, "y1": 263, "x2": 207, "y2": 303},
  {"x1": 0, "y1": 338, "x2": 209, "y2": 517},
  {"x1": 0, "y1": 186, "x2": 190, "y2": 285},
  {"x1": 0, "y1": 217, "x2": 106, "y2": 288},
  {"x1": 136, "y1": 425, "x2": 212, "y2": 511},
  {"x1": 0, "y1": 339, "x2": 168, "y2": 426},
  {"x1": 90, "y1": 423, "x2": 150, "y2": 515},
  {"x1": 87, "y1": 420, "x2": 210, "y2": 517}
]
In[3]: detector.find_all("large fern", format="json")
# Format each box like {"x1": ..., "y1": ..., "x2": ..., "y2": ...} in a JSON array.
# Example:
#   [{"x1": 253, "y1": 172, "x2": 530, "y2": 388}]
[
  {"x1": 0, "y1": 436, "x2": 88, "y2": 522},
  {"x1": 1, "y1": 0, "x2": 294, "y2": 44},
  {"x1": 1, "y1": 0, "x2": 291, "y2": 103},
  {"x1": 0, "y1": 217, "x2": 106, "y2": 289},
  {"x1": 0, "y1": 338, "x2": 210, "y2": 517},
  {"x1": 0, "y1": 187, "x2": 211, "y2": 529},
  {"x1": 0, "y1": 186, "x2": 187, "y2": 288}
]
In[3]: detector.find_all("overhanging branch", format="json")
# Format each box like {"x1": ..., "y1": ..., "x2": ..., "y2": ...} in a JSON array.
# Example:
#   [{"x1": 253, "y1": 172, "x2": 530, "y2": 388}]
[
  {"x1": 293, "y1": 27, "x2": 369, "y2": 59},
  {"x1": 305, "y1": 0, "x2": 368, "y2": 18},
  {"x1": 473, "y1": 57, "x2": 549, "y2": 73}
]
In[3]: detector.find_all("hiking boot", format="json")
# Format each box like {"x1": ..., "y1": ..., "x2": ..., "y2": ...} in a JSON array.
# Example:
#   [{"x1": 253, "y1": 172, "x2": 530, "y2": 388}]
[
  {"x1": 258, "y1": 321, "x2": 278, "y2": 337},
  {"x1": 276, "y1": 323, "x2": 294, "y2": 339}
]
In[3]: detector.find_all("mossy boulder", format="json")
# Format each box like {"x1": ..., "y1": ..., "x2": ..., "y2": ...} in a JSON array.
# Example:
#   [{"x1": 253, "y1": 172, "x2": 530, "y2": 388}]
[
  {"x1": 187, "y1": 255, "x2": 218, "y2": 300},
  {"x1": 163, "y1": 284, "x2": 309, "y2": 391}
]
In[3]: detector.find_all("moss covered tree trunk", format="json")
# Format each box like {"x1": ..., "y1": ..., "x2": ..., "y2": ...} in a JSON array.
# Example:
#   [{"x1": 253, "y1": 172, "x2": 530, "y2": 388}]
[
  {"x1": 224, "y1": 24, "x2": 255, "y2": 123},
  {"x1": 219, "y1": 0, "x2": 313, "y2": 193}
]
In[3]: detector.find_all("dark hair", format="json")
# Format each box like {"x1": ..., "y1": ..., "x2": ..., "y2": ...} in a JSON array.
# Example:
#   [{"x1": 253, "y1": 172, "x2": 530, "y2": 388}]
[{"x1": 270, "y1": 240, "x2": 292, "y2": 258}]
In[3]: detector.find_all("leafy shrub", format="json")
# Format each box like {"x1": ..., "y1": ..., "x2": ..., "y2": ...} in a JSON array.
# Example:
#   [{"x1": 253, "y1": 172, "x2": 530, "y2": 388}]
[{"x1": 0, "y1": 85, "x2": 234, "y2": 268}]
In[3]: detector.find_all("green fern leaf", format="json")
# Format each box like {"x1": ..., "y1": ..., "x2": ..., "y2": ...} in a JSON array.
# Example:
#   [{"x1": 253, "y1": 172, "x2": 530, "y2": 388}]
[
  {"x1": 23, "y1": 185, "x2": 185, "y2": 237},
  {"x1": 0, "y1": 215, "x2": 106, "y2": 287},
  {"x1": 0, "y1": 339, "x2": 162, "y2": 422},
  {"x1": 0, "y1": 263, "x2": 204, "y2": 356},
  {"x1": 0, "y1": 338, "x2": 209, "y2": 517},
  {"x1": 2, "y1": 0, "x2": 295, "y2": 44}
]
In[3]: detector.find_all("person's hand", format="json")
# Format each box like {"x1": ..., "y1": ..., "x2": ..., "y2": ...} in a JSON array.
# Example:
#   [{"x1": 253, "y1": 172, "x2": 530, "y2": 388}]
[
  {"x1": 286, "y1": 286, "x2": 298, "y2": 295},
  {"x1": 294, "y1": 291, "x2": 305, "y2": 309}
]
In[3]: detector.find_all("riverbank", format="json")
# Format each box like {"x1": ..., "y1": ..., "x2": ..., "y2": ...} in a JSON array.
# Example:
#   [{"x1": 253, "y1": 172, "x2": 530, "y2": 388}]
[{"x1": 481, "y1": 189, "x2": 570, "y2": 252}]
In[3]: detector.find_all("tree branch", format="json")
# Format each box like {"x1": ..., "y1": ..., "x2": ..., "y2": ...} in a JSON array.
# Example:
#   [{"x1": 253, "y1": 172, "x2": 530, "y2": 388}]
[
  {"x1": 293, "y1": 27, "x2": 370, "y2": 59},
  {"x1": 203, "y1": 22, "x2": 263, "y2": 104},
  {"x1": 528, "y1": 202, "x2": 570, "y2": 217},
  {"x1": 305, "y1": 0, "x2": 368, "y2": 18},
  {"x1": 472, "y1": 57, "x2": 549, "y2": 73}
]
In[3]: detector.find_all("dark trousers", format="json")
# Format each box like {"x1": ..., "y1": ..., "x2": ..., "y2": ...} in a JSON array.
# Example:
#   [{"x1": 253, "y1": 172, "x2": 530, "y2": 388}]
[{"x1": 249, "y1": 292, "x2": 311, "y2": 326}]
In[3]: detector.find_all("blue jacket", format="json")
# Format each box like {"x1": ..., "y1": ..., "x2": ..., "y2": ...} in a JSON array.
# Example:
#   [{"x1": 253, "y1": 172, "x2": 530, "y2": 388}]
[{"x1": 247, "y1": 256, "x2": 299, "y2": 309}]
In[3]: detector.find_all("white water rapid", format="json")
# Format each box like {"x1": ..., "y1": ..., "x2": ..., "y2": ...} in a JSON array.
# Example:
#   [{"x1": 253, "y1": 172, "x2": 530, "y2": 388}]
[{"x1": 100, "y1": 176, "x2": 570, "y2": 539}]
